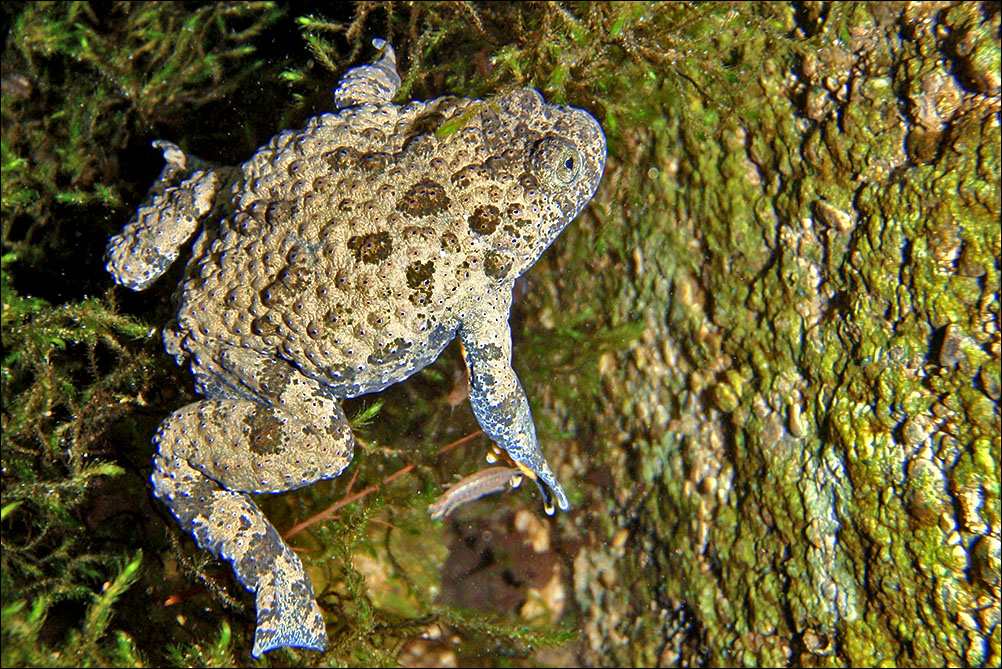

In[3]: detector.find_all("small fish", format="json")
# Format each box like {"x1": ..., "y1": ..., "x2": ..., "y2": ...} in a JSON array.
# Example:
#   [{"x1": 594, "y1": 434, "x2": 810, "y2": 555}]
[{"x1": 428, "y1": 466, "x2": 523, "y2": 520}]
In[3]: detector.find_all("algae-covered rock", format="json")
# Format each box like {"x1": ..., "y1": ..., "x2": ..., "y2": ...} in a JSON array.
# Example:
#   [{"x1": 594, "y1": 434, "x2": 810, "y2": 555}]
[{"x1": 557, "y1": 2, "x2": 1000, "y2": 666}]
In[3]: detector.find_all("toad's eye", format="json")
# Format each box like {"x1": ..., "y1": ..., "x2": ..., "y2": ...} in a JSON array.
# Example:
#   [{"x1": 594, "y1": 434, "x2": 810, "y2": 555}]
[{"x1": 529, "y1": 136, "x2": 581, "y2": 190}]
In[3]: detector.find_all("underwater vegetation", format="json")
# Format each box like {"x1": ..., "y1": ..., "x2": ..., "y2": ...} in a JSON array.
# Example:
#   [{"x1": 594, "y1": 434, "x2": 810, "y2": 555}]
[{"x1": 2, "y1": 1, "x2": 999, "y2": 666}]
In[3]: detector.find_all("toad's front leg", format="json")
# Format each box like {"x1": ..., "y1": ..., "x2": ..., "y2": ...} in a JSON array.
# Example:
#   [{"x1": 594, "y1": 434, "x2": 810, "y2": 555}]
[
  {"x1": 105, "y1": 141, "x2": 229, "y2": 292},
  {"x1": 151, "y1": 349, "x2": 354, "y2": 657},
  {"x1": 458, "y1": 290, "x2": 569, "y2": 513}
]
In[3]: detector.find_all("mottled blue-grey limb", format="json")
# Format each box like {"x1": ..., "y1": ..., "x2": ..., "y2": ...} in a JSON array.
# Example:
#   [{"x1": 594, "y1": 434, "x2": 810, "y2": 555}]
[
  {"x1": 459, "y1": 291, "x2": 570, "y2": 513},
  {"x1": 334, "y1": 38, "x2": 401, "y2": 110},
  {"x1": 105, "y1": 141, "x2": 227, "y2": 291}
]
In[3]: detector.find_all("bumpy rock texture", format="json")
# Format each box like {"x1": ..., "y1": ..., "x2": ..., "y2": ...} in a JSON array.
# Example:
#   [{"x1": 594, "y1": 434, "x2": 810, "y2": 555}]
[
  {"x1": 106, "y1": 39, "x2": 605, "y2": 657},
  {"x1": 553, "y1": 3, "x2": 999, "y2": 667}
]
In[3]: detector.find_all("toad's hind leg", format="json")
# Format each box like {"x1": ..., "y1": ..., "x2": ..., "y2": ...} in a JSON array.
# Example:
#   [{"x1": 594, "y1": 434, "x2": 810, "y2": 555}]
[{"x1": 151, "y1": 355, "x2": 354, "y2": 657}]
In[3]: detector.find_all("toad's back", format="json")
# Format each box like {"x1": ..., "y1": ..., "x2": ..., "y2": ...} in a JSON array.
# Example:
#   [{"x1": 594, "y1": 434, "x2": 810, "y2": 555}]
[{"x1": 173, "y1": 88, "x2": 604, "y2": 397}]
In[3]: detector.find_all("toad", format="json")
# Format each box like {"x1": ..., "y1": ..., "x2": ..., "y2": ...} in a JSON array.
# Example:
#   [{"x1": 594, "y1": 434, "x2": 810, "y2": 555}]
[{"x1": 106, "y1": 38, "x2": 605, "y2": 656}]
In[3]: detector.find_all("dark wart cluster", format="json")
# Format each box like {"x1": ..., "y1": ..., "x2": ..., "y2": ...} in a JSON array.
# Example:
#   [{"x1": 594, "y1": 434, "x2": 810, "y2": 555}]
[
  {"x1": 483, "y1": 251, "x2": 514, "y2": 280},
  {"x1": 468, "y1": 205, "x2": 501, "y2": 235},
  {"x1": 348, "y1": 231, "x2": 392, "y2": 263},
  {"x1": 323, "y1": 146, "x2": 360, "y2": 172},
  {"x1": 396, "y1": 178, "x2": 450, "y2": 217},
  {"x1": 406, "y1": 260, "x2": 435, "y2": 305}
]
